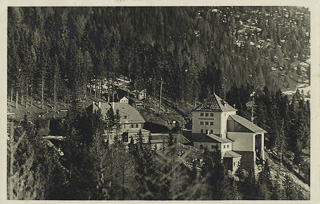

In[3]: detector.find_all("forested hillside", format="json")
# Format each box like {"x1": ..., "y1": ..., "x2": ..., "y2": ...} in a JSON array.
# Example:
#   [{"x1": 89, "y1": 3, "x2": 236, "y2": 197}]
[
  {"x1": 8, "y1": 7, "x2": 310, "y2": 107},
  {"x1": 7, "y1": 7, "x2": 311, "y2": 200}
]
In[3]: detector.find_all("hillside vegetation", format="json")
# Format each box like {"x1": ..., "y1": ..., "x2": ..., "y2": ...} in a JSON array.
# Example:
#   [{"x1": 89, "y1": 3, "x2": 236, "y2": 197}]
[
  {"x1": 7, "y1": 7, "x2": 310, "y2": 200},
  {"x1": 8, "y1": 7, "x2": 310, "y2": 108}
]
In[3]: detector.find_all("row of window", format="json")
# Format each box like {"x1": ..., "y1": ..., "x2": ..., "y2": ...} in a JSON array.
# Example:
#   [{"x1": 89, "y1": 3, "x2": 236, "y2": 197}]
[
  {"x1": 199, "y1": 144, "x2": 230, "y2": 149},
  {"x1": 200, "y1": 121, "x2": 214, "y2": 125},
  {"x1": 223, "y1": 144, "x2": 230, "y2": 149},
  {"x1": 200, "y1": 112, "x2": 214, "y2": 117},
  {"x1": 201, "y1": 129, "x2": 214, "y2": 134},
  {"x1": 123, "y1": 124, "x2": 140, "y2": 128}
]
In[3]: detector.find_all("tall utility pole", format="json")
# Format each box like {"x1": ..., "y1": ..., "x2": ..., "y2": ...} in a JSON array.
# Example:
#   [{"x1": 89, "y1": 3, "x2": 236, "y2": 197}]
[
  {"x1": 159, "y1": 77, "x2": 163, "y2": 113},
  {"x1": 250, "y1": 91, "x2": 255, "y2": 122}
]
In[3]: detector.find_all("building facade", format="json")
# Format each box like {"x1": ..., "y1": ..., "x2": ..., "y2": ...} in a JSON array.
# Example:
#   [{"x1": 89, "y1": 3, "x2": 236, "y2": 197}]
[
  {"x1": 191, "y1": 94, "x2": 266, "y2": 173},
  {"x1": 88, "y1": 101, "x2": 150, "y2": 144}
]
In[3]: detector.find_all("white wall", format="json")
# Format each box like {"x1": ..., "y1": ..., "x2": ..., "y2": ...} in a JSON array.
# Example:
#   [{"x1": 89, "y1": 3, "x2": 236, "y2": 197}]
[
  {"x1": 227, "y1": 132, "x2": 255, "y2": 152},
  {"x1": 220, "y1": 111, "x2": 236, "y2": 138},
  {"x1": 221, "y1": 142, "x2": 233, "y2": 155},
  {"x1": 192, "y1": 110, "x2": 236, "y2": 137},
  {"x1": 192, "y1": 111, "x2": 221, "y2": 134},
  {"x1": 232, "y1": 157, "x2": 242, "y2": 173},
  {"x1": 120, "y1": 97, "x2": 129, "y2": 103}
]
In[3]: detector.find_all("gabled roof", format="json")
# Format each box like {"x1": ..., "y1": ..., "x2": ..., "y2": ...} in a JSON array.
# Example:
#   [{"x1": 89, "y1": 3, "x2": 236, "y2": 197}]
[
  {"x1": 191, "y1": 133, "x2": 232, "y2": 143},
  {"x1": 194, "y1": 94, "x2": 237, "y2": 112},
  {"x1": 228, "y1": 115, "x2": 267, "y2": 134},
  {"x1": 223, "y1": 151, "x2": 242, "y2": 158},
  {"x1": 92, "y1": 102, "x2": 145, "y2": 124}
]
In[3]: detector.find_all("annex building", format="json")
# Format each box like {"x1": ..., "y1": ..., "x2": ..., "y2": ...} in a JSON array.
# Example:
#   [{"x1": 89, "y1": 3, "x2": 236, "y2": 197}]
[
  {"x1": 88, "y1": 100, "x2": 150, "y2": 144},
  {"x1": 191, "y1": 94, "x2": 266, "y2": 173}
]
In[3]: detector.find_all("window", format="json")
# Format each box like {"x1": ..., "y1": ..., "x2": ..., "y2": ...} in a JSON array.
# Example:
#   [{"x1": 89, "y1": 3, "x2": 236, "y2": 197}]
[
  {"x1": 227, "y1": 145, "x2": 229, "y2": 148},
  {"x1": 200, "y1": 145, "x2": 204, "y2": 149},
  {"x1": 211, "y1": 144, "x2": 216, "y2": 149},
  {"x1": 234, "y1": 162, "x2": 235, "y2": 167},
  {"x1": 124, "y1": 116, "x2": 127, "y2": 119},
  {"x1": 200, "y1": 113, "x2": 204, "y2": 116},
  {"x1": 210, "y1": 113, "x2": 214, "y2": 117},
  {"x1": 201, "y1": 129, "x2": 203, "y2": 133},
  {"x1": 210, "y1": 122, "x2": 214, "y2": 125},
  {"x1": 131, "y1": 124, "x2": 134, "y2": 128},
  {"x1": 205, "y1": 113, "x2": 209, "y2": 116},
  {"x1": 136, "y1": 124, "x2": 139, "y2": 128},
  {"x1": 205, "y1": 122, "x2": 209, "y2": 125},
  {"x1": 210, "y1": 130, "x2": 213, "y2": 134},
  {"x1": 223, "y1": 145, "x2": 226, "y2": 149},
  {"x1": 200, "y1": 121, "x2": 204, "y2": 125},
  {"x1": 206, "y1": 129, "x2": 208, "y2": 134}
]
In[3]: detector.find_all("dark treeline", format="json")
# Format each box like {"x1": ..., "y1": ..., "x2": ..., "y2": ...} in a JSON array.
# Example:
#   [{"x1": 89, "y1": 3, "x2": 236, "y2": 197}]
[
  {"x1": 8, "y1": 7, "x2": 310, "y2": 107},
  {"x1": 8, "y1": 108, "x2": 306, "y2": 200}
]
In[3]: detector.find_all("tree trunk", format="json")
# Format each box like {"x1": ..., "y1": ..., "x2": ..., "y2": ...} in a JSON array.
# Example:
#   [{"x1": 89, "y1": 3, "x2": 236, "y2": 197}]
[
  {"x1": 30, "y1": 86, "x2": 33, "y2": 107},
  {"x1": 15, "y1": 90, "x2": 19, "y2": 109},
  {"x1": 89, "y1": 76, "x2": 92, "y2": 94},
  {"x1": 9, "y1": 122, "x2": 14, "y2": 200},
  {"x1": 53, "y1": 75, "x2": 57, "y2": 110},
  {"x1": 25, "y1": 86, "x2": 28, "y2": 108},
  {"x1": 10, "y1": 86, "x2": 13, "y2": 102},
  {"x1": 94, "y1": 78, "x2": 97, "y2": 99},
  {"x1": 41, "y1": 74, "x2": 44, "y2": 109},
  {"x1": 21, "y1": 89, "x2": 24, "y2": 107},
  {"x1": 100, "y1": 79, "x2": 103, "y2": 99}
]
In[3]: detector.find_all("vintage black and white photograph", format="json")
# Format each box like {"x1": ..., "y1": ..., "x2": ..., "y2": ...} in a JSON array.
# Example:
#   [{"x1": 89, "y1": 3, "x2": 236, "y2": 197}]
[{"x1": 6, "y1": 4, "x2": 313, "y2": 201}]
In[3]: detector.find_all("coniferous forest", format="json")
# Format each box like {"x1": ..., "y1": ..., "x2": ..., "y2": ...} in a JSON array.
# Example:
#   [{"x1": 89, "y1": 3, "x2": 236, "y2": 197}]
[{"x1": 7, "y1": 7, "x2": 310, "y2": 200}]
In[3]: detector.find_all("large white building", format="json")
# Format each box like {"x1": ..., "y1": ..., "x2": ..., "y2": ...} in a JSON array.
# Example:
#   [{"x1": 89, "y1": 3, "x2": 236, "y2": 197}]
[{"x1": 191, "y1": 94, "x2": 266, "y2": 173}]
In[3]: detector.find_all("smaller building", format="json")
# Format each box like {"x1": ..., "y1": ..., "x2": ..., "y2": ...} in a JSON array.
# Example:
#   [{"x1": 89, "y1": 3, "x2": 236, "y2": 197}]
[
  {"x1": 120, "y1": 96, "x2": 129, "y2": 104},
  {"x1": 223, "y1": 151, "x2": 242, "y2": 174},
  {"x1": 88, "y1": 101, "x2": 150, "y2": 144},
  {"x1": 121, "y1": 128, "x2": 151, "y2": 144},
  {"x1": 149, "y1": 133, "x2": 190, "y2": 149},
  {"x1": 188, "y1": 133, "x2": 241, "y2": 173},
  {"x1": 133, "y1": 89, "x2": 147, "y2": 100}
]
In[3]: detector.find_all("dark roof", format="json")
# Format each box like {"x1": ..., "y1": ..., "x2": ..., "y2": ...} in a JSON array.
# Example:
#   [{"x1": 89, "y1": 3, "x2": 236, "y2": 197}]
[
  {"x1": 194, "y1": 94, "x2": 237, "y2": 112},
  {"x1": 149, "y1": 133, "x2": 190, "y2": 144},
  {"x1": 228, "y1": 115, "x2": 267, "y2": 133},
  {"x1": 223, "y1": 151, "x2": 242, "y2": 158},
  {"x1": 92, "y1": 102, "x2": 145, "y2": 124},
  {"x1": 208, "y1": 134, "x2": 233, "y2": 143},
  {"x1": 190, "y1": 133, "x2": 232, "y2": 143}
]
